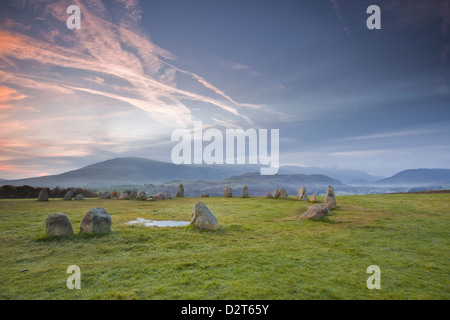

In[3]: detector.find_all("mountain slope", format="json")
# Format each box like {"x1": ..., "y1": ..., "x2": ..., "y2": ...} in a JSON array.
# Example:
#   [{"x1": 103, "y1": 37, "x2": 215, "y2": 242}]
[
  {"x1": 278, "y1": 166, "x2": 383, "y2": 183},
  {"x1": 3, "y1": 157, "x2": 260, "y2": 188},
  {"x1": 375, "y1": 169, "x2": 450, "y2": 186}
]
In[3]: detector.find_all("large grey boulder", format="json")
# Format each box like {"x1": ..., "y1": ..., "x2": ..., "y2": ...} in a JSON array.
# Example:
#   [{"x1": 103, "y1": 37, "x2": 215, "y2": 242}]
[
  {"x1": 176, "y1": 184, "x2": 184, "y2": 197},
  {"x1": 278, "y1": 188, "x2": 288, "y2": 199},
  {"x1": 190, "y1": 201, "x2": 219, "y2": 231},
  {"x1": 298, "y1": 186, "x2": 308, "y2": 201},
  {"x1": 242, "y1": 185, "x2": 249, "y2": 198},
  {"x1": 38, "y1": 189, "x2": 49, "y2": 201},
  {"x1": 325, "y1": 185, "x2": 337, "y2": 209},
  {"x1": 224, "y1": 186, "x2": 232, "y2": 197},
  {"x1": 46, "y1": 213, "x2": 73, "y2": 236},
  {"x1": 63, "y1": 190, "x2": 74, "y2": 201},
  {"x1": 80, "y1": 207, "x2": 112, "y2": 234},
  {"x1": 266, "y1": 192, "x2": 273, "y2": 198},
  {"x1": 299, "y1": 204, "x2": 329, "y2": 220},
  {"x1": 201, "y1": 193, "x2": 209, "y2": 197}
]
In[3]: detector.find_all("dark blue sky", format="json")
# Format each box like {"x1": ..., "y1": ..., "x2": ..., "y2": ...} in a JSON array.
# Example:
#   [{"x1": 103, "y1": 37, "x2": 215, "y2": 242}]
[{"x1": 0, "y1": 0, "x2": 449, "y2": 178}]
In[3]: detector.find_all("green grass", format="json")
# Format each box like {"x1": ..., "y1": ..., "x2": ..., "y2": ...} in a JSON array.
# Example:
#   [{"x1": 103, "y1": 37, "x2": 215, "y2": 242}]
[{"x1": 0, "y1": 194, "x2": 449, "y2": 300}]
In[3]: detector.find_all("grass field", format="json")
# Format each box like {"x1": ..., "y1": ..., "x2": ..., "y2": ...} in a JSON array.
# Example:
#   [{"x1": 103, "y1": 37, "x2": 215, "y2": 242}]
[{"x1": 0, "y1": 194, "x2": 449, "y2": 300}]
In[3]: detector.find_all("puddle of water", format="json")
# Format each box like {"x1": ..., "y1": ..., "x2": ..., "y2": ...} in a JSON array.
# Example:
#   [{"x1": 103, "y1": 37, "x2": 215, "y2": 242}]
[{"x1": 126, "y1": 218, "x2": 190, "y2": 227}]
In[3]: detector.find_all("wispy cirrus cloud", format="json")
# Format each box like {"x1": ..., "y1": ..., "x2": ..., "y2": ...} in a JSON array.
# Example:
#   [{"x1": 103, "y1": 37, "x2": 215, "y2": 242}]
[
  {"x1": 0, "y1": 0, "x2": 253, "y2": 124},
  {"x1": 0, "y1": 0, "x2": 265, "y2": 178}
]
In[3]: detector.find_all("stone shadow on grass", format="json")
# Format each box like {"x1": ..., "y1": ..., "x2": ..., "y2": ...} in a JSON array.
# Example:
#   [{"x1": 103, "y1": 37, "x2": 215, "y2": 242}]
[{"x1": 35, "y1": 230, "x2": 114, "y2": 242}]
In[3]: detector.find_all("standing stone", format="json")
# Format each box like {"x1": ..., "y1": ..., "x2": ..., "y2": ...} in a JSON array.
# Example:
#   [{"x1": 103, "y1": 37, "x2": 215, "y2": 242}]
[
  {"x1": 310, "y1": 194, "x2": 317, "y2": 203},
  {"x1": 190, "y1": 201, "x2": 219, "y2": 230},
  {"x1": 46, "y1": 213, "x2": 73, "y2": 236},
  {"x1": 118, "y1": 192, "x2": 129, "y2": 200},
  {"x1": 38, "y1": 189, "x2": 49, "y2": 201},
  {"x1": 176, "y1": 184, "x2": 184, "y2": 197},
  {"x1": 298, "y1": 186, "x2": 308, "y2": 201},
  {"x1": 80, "y1": 207, "x2": 112, "y2": 234},
  {"x1": 266, "y1": 192, "x2": 273, "y2": 198},
  {"x1": 155, "y1": 192, "x2": 171, "y2": 200},
  {"x1": 75, "y1": 194, "x2": 84, "y2": 201},
  {"x1": 325, "y1": 185, "x2": 337, "y2": 209},
  {"x1": 299, "y1": 204, "x2": 329, "y2": 220},
  {"x1": 224, "y1": 186, "x2": 232, "y2": 197},
  {"x1": 129, "y1": 191, "x2": 137, "y2": 199},
  {"x1": 273, "y1": 189, "x2": 280, "y2": 198},
  {"x1": 99, "y1": 192, "x2": 110, "y2": 199},
  {"x1": 63, "y1": 190, "x2": 74, "y2": 201},
  {"x1": 201, "y1": 193, "x2": 209, "y2": 197},
  {"x1": 278, "y1": 188, "x2": 288, "y2": 199},
  {"x1": 136, "y1": 191, "x2": 146, "y2": 200},
  {"x1": 242, "y1": 185, "x2": 249, "y2": 198}
]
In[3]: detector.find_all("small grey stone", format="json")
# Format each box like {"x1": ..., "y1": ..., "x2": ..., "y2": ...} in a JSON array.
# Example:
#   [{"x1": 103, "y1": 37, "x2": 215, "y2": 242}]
[
  {"x1": 136, "y1": 191, "x2": 146, "y2": 200},
  {"x1": 242, "y1": 185, "x2": 249, "y2": 198},
  {"x1": 38, "y1": 189, "x2": 49, "y2": 201},
  {"x1": 273, "y1": 189, "x2": 279, "y2": 198},
  {"x1": 325, "y1": 185, "x2": 337, "y2": 209},
  {"x1": 63, "y1": 190, "x2": 74, "y2": 201},
  {"x1": 299, "y1": 204, "x2": 329, "y2": 220},
  {"x1": 278, "y1": 188, "x2": 288, "y2": 199},
  {"x1": 298, "y1": 186, "x2": 308, "y2": 201},
  {"x1": 118, "y1": 192, "x2": 129, "y2": 200},
  {"x1": 98, "y1": 192, "x2": 110, "y2": 199},
  {"x1": 75, "y1": 194, "x2": 84, "y2": 201},
  {"x1": 224, "y1": 186, "x2": 232, "y2": 197},
  {"x1": 176, "y1": 184, "x2": 184, "y2": 197}
]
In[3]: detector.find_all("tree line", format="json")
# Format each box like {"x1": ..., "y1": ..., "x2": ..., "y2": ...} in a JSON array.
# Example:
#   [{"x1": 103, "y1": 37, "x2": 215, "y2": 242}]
[{"x1": 0, "y1": 185, "x2": 98, "y2": 199}]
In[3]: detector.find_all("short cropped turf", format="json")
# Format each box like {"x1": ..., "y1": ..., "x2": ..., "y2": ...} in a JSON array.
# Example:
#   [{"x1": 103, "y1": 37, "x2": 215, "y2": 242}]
[{"x1": 0, "y1": 194, "x2": 448, "y2": 299}]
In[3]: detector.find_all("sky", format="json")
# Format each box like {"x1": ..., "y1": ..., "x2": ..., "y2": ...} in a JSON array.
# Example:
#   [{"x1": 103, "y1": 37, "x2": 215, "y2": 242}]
[{"x1": 0, "y1": 0, "x2": 449, "y2": 180}]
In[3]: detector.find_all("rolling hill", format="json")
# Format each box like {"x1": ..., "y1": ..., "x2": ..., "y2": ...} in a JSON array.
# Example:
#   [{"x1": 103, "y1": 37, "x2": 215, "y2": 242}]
[
  {"x1": 2, "y1": 157, "x2": 346, "y2": 194},
  {"x1": 374, "y1": 169, "x2": 450, "y2": 186},
  {"x1": 1, "y1": 157, "x2": 260, "y2": 188},
  {"x1": 278, "y1": 165, "x2": 383, "y2": 183}
]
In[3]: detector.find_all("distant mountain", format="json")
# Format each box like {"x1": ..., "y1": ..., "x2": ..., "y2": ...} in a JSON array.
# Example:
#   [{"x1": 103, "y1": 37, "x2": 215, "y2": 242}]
[
  {"x1": 374, "y1": 169, "x2": 450, "y2": 186},
  {"x1": 278, "y1": 165, "x2": 383, "y2": 184},
  {"x1": 0, "y1": 178, "x2": 7, "y2": 182},
  {"x1": 2, "y1": 157, "x2": 261, "y2": 188}
]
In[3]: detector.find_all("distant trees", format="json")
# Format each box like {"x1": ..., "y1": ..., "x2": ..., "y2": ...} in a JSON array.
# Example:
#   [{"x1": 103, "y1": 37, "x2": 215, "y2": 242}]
[{"x1": 0, "y1": 185, "x2": 98, "y2": 199}]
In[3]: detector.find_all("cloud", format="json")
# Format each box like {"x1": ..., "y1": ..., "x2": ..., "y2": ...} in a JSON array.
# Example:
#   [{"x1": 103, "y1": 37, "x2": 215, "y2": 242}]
[
  {"x1": 0, "y1": 86, "x2": 26, "y2": 102},
  {"x1": 83, "y1": 76, "x2": 104, "y2": 84},
  {"x1": 0, "y1": 0, "x2": 252, "y2": 129},
  {"x1": 338, "y1": 128, "x2": 449, "y2": 142},
  {"x1": 23, "y1": 106, "x2": 41, "y2": 113}
]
